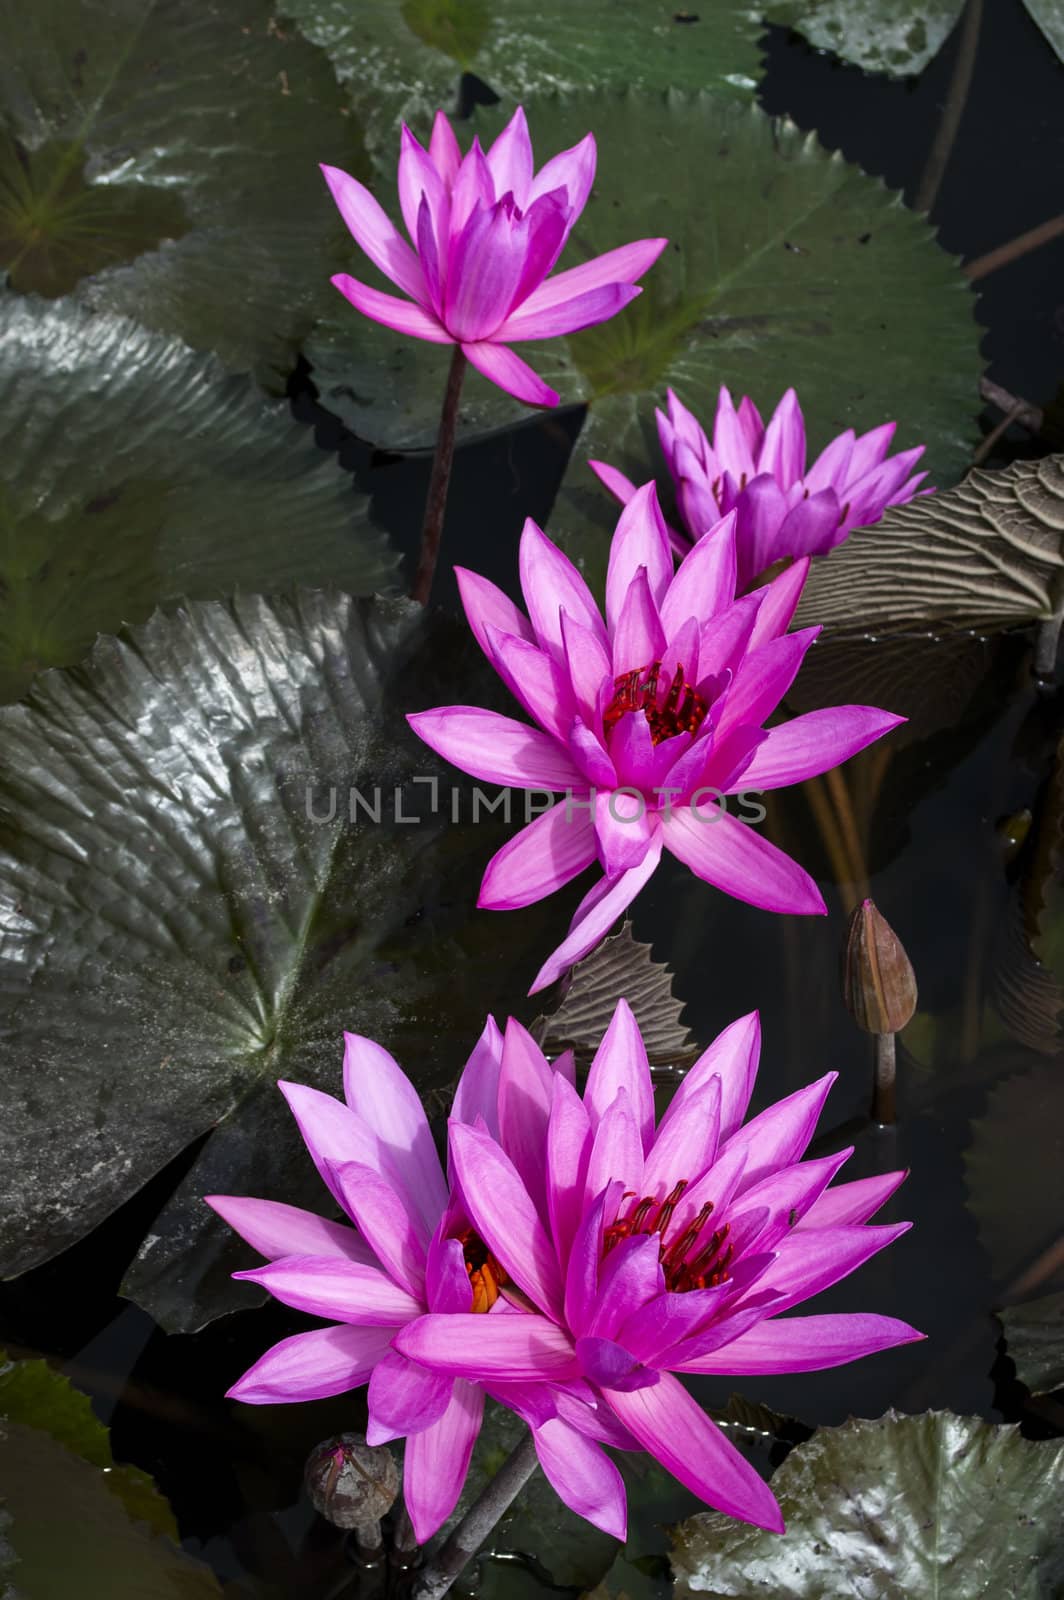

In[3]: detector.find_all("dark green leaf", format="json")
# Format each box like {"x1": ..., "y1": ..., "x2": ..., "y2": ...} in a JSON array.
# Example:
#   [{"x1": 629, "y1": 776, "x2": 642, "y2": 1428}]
[
  {"x1": 999, "y1": 1291, "x2": 1064, "y2": 1398},
  {"x1": 0, "y1": 592, "x2": 565, "y2": 1330},
  {"x1": 0, "y1": 0, "x2": 369, "y2": 382},
  {"x1": 0, "y1": 295, "x2": 398, "y2": 703},
  {"x1": 765, "y1": 0, "x2": 1064, "y2": 77},
  {"x1": 964, "y1": 1063, "x2": 1064, "y2": 1290},
  {"x1": 671, "y1": 1411, "x2": 1064, "y2": 1597}
]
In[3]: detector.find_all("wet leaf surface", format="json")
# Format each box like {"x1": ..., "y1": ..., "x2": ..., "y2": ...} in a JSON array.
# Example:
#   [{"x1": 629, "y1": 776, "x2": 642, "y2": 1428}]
[
  {"x1": 765, "y1": 0, "x2": 1064, "y2": 76},
  {"x1": 999, "y1": 1290, "x2": 1064, "y2": 1398}
]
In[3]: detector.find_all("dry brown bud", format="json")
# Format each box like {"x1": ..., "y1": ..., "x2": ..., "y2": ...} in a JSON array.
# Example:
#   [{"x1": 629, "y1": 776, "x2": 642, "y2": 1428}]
[
  {"x1": 304, "y1": 1433, "x2": 400, "y2": 1533},
  {"x1": 842, "y1": 898, "x2": 918, "y2": 1035}
]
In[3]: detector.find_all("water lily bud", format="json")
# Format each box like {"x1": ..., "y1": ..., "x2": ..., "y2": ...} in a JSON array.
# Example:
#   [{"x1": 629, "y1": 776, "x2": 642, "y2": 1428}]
[
  {"x1": 843, "y1": 898, "x2": 917, "y2": 1034},
  {"x1": 304, "y1": 1433, "x2": 399, "y2": 1534}
]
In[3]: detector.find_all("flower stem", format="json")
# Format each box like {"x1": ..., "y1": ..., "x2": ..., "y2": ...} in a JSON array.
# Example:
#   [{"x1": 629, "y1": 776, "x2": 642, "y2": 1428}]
[
  {"x1": 871, "y1": 1031, "x2": 897, "y2": 1125},
  {"x1": 412, "y1": 345, "x2": 467, "y2": 607},
  {"x1": 913, "y1": 0, "x2": 982, "y2": 216},
  {"x1": 411, "y1": 1432, "x2": 539, "y2": 1600}
]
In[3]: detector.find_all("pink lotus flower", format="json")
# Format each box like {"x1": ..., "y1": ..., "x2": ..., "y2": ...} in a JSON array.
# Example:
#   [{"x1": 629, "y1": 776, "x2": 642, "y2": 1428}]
[
  {"x1": 396, "y1": 999, "x2": 924, "y2": 1536},
  {"x1": 591, "y1": 387, "x2": 930, "y2": 593},
  {"x1": 407, "y1": 483, "x2": 904, "y2": 993},
  {"x1": 321, "y1": 107, "x2": 667, "y2": 408},
  {"x1": 206, "y1": 1024, "x2": 639, "y2": 1542}
]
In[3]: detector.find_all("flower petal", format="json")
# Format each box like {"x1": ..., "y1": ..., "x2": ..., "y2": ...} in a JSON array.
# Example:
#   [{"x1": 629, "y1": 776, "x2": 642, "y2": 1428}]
[
  {"x1": 204, "y1": 1194, "x2": 376, "y2": 1266},
  {"x1": 485, "y1": 105, "x2": 534, "y2": 206},
  {"x1": 585, "y1": 1088, "x2": 645, "y2": 1211},
  {"x1": 398, "y1": 124, "x2": 449, "y2": 246},
  {"x1": 594, "y1": 788, "x2": 655, "y2": 876},
  {"x1": 320, "y1": 165, "x2": 427, "y2": 302},
  {"x1": 449, "y1": 1121, "x2": 564, "y2": 1319},
  {"x1": 452, "y1": 1015, "x2": 505, "y2": 1136},
  {"x1": 487, "y1": 626, "x2": 575, "y2": 741},
  {"x1": 747, "y1": 556, "x2": 810, "y2": 648},
  {"x1": 606, "y1": 481, "x2": 674, "y2": 635},
  {"x1": 395, "y1": 1313, "x2": 580, "y2": 1379},
  {"x1": 227, "y1": 1324, "x2": 393, "y2": 1404},
  {"x1": 532, "y1": 1418, "x2": 628, "y2": 1539},
  {"x1": 586, "y1": 1233, "x2": 665, "y2": 1341},
  {"x1": 479, "y1": 803, "x2": 597, "y2": 911},
  {"x1": 528, "y1": 131, "x2": 597, "y2": 215},
  {"x1": 456, "y1": 565, "x2": 535, "y2": 660},
  {"x1": 520, "y1": 519, "x2": 607, "y2": 658},
  {"x1": 799, "y1": 1169, "x2": 908, "y2": 1229},
  {"x1": 406, "y1": 706, "x2": 582, "y2": 789},
  {"x1": 461, "y1": 340, "x2": 559, "y2": 406},
  {"x1": 655, "y1": 1010, "x2": 760, "y2": 1145},
  {"x1": 279, "y1": 1080, "x2": 393, "y2": 1215},
  {"x1": 660, "y1": 513, "x2": 738, "y2": 636},
  {"x1": 610, "y1": 567, "x2": 667, "y2": 676},
  {"x1": 588, "y1": 458, "x2": 639, "y2": 507},
  {"x1": 234, "y1": 1255, "x2": 421, "y2": 1324},
  {"x1": 547, "y1": 1074, "x2": 593, "y2": 1266},
  {"x1": 561, "y1": 610, "x2": 613, "y2": 725},
  {"x1": 518, "y1": 238, "x2": 667, "y2": 320},
  {"x1": 577, "y1": 1335, "x2": 659, "y2": 1391},
  {"x1": 404, "y1": 1379, "x2": 484, "y2": 1543},
  {"x1": 662, "y1": 804, "x2": 826, "y2": 915},
  {"x1": 426, "y1": 1233, "x2": 473, "y2": 1314},
  {"x1": 584, "y1": 998, "x2": 656, "y2": 1150},
  {"x1": 775, "y1": 487, "x2": 844, "y2": 559},
  {"x1": 447, "y1": 200, "x2": 528, "y2": 340},
  {"x1": 367, "y1": 1349, "x2": 453, "y2": 1444},
  {"x1": 713, "y1": 626, "x2": 819, "y2": 740},
  {"x1": 499, "y1": 282, "x2": 641, "y2": 342},
  {"x1": 342, "y1": 1033, "x2": 448, "y2": 1233},
  {"x1": 742, "y1": 1222, "x2": 912, "y2": 1315},
  {"x1": 606, "y1": 1372, "x2": 784, "y2": 1531},
  {"x1": 674, "y1": 1311, "x2": 924, "y2": 1374},
  {"x1": 735, "y1": 707, "x2": 906, "y2": 792},
  {"x1": 712, "y1": 386, "x2": 758, "y2": 482},
  {"x1": 728, "y1": 1148, "x2": 851, "y2": 1254},
  {"x1": 757, "y1": 387, "x2": 805, "y2": 486},
  {"x1": 642, "y1": 1076, "x2": 721, "y2": 1195},
  {"x1": 530, "y1": 833, "x2": 664, "y2": 993},
  {"x1": 725, "y1": 1073, "x2": 837, "y2": 1192},
  {"x1": 498, "y1": 1018, "x2": 557, "y2": 1212},
  {"x1": 428, "y1": 109, "x2": 462, "y2": 188},
  {"x1": 328, "y1": 1160, "x2": 427, "y2": 1298},
  {"x1": 330, "y1": 273, "x2": 451, "y2": 342}
]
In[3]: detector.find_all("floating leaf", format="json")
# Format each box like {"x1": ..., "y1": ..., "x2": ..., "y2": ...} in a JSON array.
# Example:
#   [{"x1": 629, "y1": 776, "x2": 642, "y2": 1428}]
[
  {"x1": 535, "y1": 921, "x2": 697, "y2": 1071},
  {"x1": 964, "y1": 1063, "x2": 1064, "y2": 1290},
  {"x1": 765, "y1": 0, "x2": 1064, "y2": 77},
  {"x1": 0, "y1": 0, "x2": 369, "y2": 382},
  {"x1": 0, "y1": 592, "x2": 565, "y2": 1331},
  {"x1": 308, "y1": 93, "x2": 979, "y2": 511},
  {"x1": 795, "y1": 454, "x2": 1064, "y2": 634},
  {"x1": 671, "y1": 1411, "x2": 1064, "y2": 1597},
  {"x1": 999, "y1": 1291, "x2": 1064, "y2": 1397},
  {"x1": 284, "y1": 0, "x2": 761, "y2": 164},
  {"x1": 0, "y1": 296, "x2": 397, "y2": 703}
]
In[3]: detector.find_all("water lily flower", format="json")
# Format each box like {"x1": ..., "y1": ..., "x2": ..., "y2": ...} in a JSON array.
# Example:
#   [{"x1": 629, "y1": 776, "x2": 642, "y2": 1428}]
[
  {"x1": 591, "y1": 386, "x2": 930, "y2": 592},
  {"x1": 206, "y1": 1022, "x2": 636, "y2": 1542},
  {"x1": 321, "y1": 106, "x2": 667, "y2": 407},
  {"x1": 395, "y1": 1000, "x2": 924, "y2": 1535},
  {"x1": 407, "y1": 483, "x2": 904, "y2": 993}
]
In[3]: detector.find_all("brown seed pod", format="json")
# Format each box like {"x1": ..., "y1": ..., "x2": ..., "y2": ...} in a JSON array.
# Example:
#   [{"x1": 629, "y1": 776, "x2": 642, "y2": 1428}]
[
  {"x1": 842, "y1": 898, "x2": 918, "y2": 1035},
  {"x1": 304, "y1": 1433, "x2": 400, "y2": 1532}
]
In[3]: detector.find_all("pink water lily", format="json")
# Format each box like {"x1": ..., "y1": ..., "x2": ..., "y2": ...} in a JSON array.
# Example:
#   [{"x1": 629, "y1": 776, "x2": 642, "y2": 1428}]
[
  {"x1": 592, "y1": 386, "x2": 930, "y2": 592},
  {"x1": 207, "y1": 1024, "x2": 639, "y2": 1542},
  {"x1": 321, "y1": 106, "x2": 666, "y2": 407},
  {"x1": 396, "y1": 999, "x2": 924, "y2": 1536},
  {"x1": 408, "y1": 483, "x2": 904, "y2": 993}
]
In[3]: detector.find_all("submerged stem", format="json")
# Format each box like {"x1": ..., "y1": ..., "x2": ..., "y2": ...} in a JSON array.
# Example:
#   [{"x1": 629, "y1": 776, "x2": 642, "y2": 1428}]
[
  {"x1": 412, "y1": 1432, "x2": 539, "y2": 1600},
  {"x1": 412, "y1": 345, "x2": 467, "y2": 607},
  {"x1": 872, "y1": 1031, "x2": 897, "y2": 1125},
  {"x1": 913, "y1": 0, "x2": 983, "y2": 216}
]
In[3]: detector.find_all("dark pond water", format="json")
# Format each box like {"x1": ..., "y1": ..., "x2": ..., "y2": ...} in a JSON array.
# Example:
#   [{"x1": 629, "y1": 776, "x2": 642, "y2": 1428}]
[{"x1": 3, "y1": 4, "x2": 1064, "y2": 1595}]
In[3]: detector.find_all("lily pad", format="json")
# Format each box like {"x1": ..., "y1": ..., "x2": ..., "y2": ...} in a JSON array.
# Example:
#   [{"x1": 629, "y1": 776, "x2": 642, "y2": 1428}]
[
  {"x1": 795, "y1": 454, "x2": 1064, "y2": 634},
  {"x1": 999, "y1": 1291, "x2": 1064, "y2": 1397},
  {"x1": 534, "y1": 921, "x2": 698, "y2": 1071},
  {"x1": 0, "y1": 0, "x2": 370, "y2": 382},
  {"x1": 284, "y1": 0, "x2": 762, "y2": 165},
  {"x1": 964, "y1": 1063, "x2": 1064, "y2": 1290},
  {"x1": 0, "y1": 295, "x2": 398, "y2": 704},
  {"x1": 671, "y1": 1410, "x2": 1064, "y2": 1597},
  {"x1": 0, "y1": 591, "x2": 565, "y2": 1332},
  {"x1": 765, "y1": 0, "x2": 1064, "y2": 77}
]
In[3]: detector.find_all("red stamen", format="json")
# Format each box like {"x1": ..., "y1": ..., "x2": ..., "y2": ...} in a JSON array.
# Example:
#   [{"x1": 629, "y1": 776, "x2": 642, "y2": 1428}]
[
  {"x1": 603, "y1": 660, "x2": 708, "y2": 745},
  {"x1": 602, "y1": 1185, "x2": 734, "y2": 1293}
]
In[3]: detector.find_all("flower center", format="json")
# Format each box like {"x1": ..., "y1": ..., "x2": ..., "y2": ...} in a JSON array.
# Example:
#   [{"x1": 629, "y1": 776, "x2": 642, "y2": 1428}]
[
  {"x1": 603, "y1": 1180, "x2": 733, "y2": 1293},
  {"x1": 459, "y1": 1228, "x2": 508, "y2": 1313},
  {"x1": 603, "y1": 661, "x2": 708, "y2": 746}
]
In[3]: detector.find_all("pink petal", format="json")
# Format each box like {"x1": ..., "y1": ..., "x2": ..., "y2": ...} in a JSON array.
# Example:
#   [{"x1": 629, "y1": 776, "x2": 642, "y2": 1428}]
[
  {"x1": 426, "y1": 1234, "x2": 473, "y2": 1314},
  {"x1": 234, "y1": 1255, "x2": 421, "y2": 1324},
  {"x1": 485, "y1": 105, "x2": 534, "y2": 206},
  {"x1": 712, "y1": 387, "x2": 758, "y2": 482},
  {"x1": 713, "y1": 625, "x2": 819, "y2": 741},
  {"x1": 547, "y1": 1074, "x2": 593, "y2": 1266},
  {"x1": 395, "y1": 1313, "x2": 580, "y2": 1379},
  {"x1": 747, "y1": 555, "x2": 810, "y2": 648},
  {"x1": 227, "y1": 1324, "x2": 393, "y2": 1404},
  {"x1": 497, "y1": 1017, "x2": 557, "y2": 1211},
  {"x1": 428, "y1": 110, "x2": 462, "y2": 188},
  {"x1": 520, "y1": 519, "x2": 607, "y2": 659},
  {"x1": 610, "y1": 567, "x2": 667, "y2": 676},
  {"x1": 593, "y1": 788, "x2": 656, "y2": 876},
  {"x1": 664, "y1": 1143, "x2": 750, "y2": 1246},
  {"x1": 330, "y1": 273, "x2": 451, "y2": 342},
  {"x1": 404, "y1": 1379, "x2": 484, "y2": 1543},
  {"x1": 278, "y1": 1080, "x2": 393, "y2": 1215},
  {"x1": 660, "y1": 514, "x2": 738, "y2": 637},
  {"x1": 461, "y1": 339, "x2": 559, "y2": 406},
  {"x1": 588, "y1": 458, "x2": 639, "y2": 507},
  {"x1": 406, "y1": 706, "x2": 582, "y2": 789},
  {"x1": 584, "y1": 998, "x2": 656, "y2": 1150},
  {"x1": 735, "y1": 707, "x2": 906, "y2": 792},
  {"x1": 676, "y1": 1311, "x2": 924, "y2": 1374},
  {"x1": 479, "y1": 803, "x2": 597, "y2": 910},
  {"x1": 641, "y1": 1076, "x2": 721, "y2": 1195},
  {"x1": 744, "y1": 1222, "x2": 912, "y2": 1315},
  {"x1": 586, "y1": 1234, "x2": 664, "y2": 1341},
  {"x1": 320, "y1": 166, "x2": 427, "y2": 303},
  {"x1": 450, "y1": 137, "x2": 494, "y2": 235},
  {"x1": 532, "y1": 1419, "x2": 628, "y2": 1539},
  {"x1": 775, "y1": 488, "x2": 844, "y2": 559},
  {"x1": 656, "y1": 1011, "x2": 761, "y2": 1146},
  {"x1": 757, "y1": 387, "x2": 806, "y2": 486},
  {"x1": 585, "y1": 1088, "x2": 645, "y2": 1209},
  {"x1": 530, "y1": 833, "x2": 664, "y2": 994},
  {"x1": 204, "y1": 1195, "x2": 376, "y2": 1266},
  {"x1": 487, "y1": 626, "x2": 575, "y2": 741},
  {"x1": 804, "y1": 427, "x2": 856, "y2": 493},
  {"x1": 696, "y1": 592, "x2": 762, "y2": 682},
  {"x1": 566, "y1": 1186, "x2": 616, "y2": 1332},
  {"x1": 571, "y1": 718, "x2": 618, "y2": 788},
  {"x1": 367, "y1": 1349, "x2": 453, "y2": 1444},
  {"x1": 606, "y1": 1372, "x2": 784, "y2": 1531},
  {"x1": 576, "y1": 1335, "x2": 658, "y2": 1390},
  {"x1": 661, "y1": 804, "x2": 826, "y2": 915},
  {"x1": 799, "y1": 1169, "x2": 908, "y2": 1229},
  {"x1": 727, "y1": 1147, "x2": 851, "y2": 1253},
  {"x1": 498, "y1": 281, "x2": 640, "y2": 341},
  {"x1": 455, "y1": 565, "x2": 535, "y2": 660},
  {"x1": 506, "y1": 188, "x2": 572, "y2": 312},
  {"x1": 725, "y1": 1073, "x2": 837, "y2": 1192},
  {"x1": 415, "y1": 193, "x2": 444, "y2": 316},
  {"x1": 561, "y1": 610, "x2": 613, "y2": 725},
  {"x1": 328, "y1": 1160, "x2": 427, "y2": 1299},
  {"x1": 452, "y1": 1015, "x2": 505, "y2": 1136},
  {"x1": 606, "y1": 481, "x2": 674, "y2": 637},
  {"x1": 447, "y1": 199, "x2": 529, "y2": 340},
  {"x1": 397, "y1": 124, "x2": 449, "y2": 247},
  {"x1": 449, "y1": 1121, "x2": 564, "y2": 1319},
  {"x1": 528, "y1": 131, "x2": 597, "y2": 215},
  {"x1": 342, "y1": 1033, "x2": 448, "y2": 1233}
]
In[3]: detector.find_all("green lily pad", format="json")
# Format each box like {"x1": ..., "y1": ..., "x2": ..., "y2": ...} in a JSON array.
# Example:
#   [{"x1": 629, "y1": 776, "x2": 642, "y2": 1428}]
[
  {"x1": 964, "y1": 1063, "x2": 1064, "y2": 1290},
  {"x1": 0, "y1": 0, "x2": 370, "y2": 383},
  {"x1": 999, "y1": 1291, "x2": 1064, "y2": 1398},
  {"x1": 0, "y1": 295, "x2": 398, "y2": 704},
  {"x1": 671, "y1": 1411, "x2": 1064, "y2": 1597},
  {"x1": 0, "y1": 591, "x2": 568, "y2": 1332},
  {"x1": 765, "y1": 0, "x2": 1064, "y2": 77},
  {"x1": 284, "y1": 0, "x2": 761, "y2": 165},
  {"x1": 0, "y1": 1353, "x2": 177, "y2": 1538}
]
